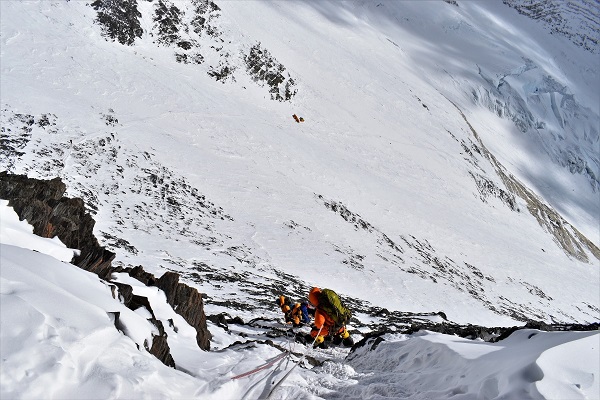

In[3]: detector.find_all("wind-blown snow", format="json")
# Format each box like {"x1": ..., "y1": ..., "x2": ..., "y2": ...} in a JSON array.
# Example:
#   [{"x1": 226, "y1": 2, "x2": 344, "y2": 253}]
[
  {"x1": 340, "y1": 330, "x2": 599, "y2": 400},
  {"x1": 0, "y1": 203, "x2": 198, "y2": 398},
  {"x1": 1, "y1": 0, "x2": 598, "y2": 327},
  {"x1": 1, "y1": 0, "x2": 599, "y2": 398},
  {"x1": 1, "y1": 202, "x2": 598, "y2": 399}
]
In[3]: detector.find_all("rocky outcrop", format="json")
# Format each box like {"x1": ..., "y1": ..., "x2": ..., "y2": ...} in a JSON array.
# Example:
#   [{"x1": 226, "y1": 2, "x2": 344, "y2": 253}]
[
  {"x1": 111, "y1": 282, "x2": 175, "y2": 367},
  {"x1": 0, "y1": 172, "x2": 115, "y2": 277},
  {"x1": 244, "y1": 43, "x2": 297, "y2": 101},
  {"x1": 128, "y1": 265, "x2": 158, "y2": 286},
  {"x1": 156, "y1": 272, "x2": 211, "y2": 349},
  {"x1": 91, "y1": 0, "x2": 143, "y2": 46},
  {"x1": 0, "y1": 173, "x2": 212, "y2": 364},
  {"x1": 128, "y1": 268, "x2": 212, "y2": 350}
]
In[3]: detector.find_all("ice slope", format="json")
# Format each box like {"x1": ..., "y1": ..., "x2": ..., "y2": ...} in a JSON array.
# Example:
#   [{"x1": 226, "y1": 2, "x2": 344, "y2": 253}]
[
  {"x1": 1, "y1": 0, "x2": 598, "y2": 328},
  {"x1": 1, "y1": 201, "x2": 599, "y2": 399}
]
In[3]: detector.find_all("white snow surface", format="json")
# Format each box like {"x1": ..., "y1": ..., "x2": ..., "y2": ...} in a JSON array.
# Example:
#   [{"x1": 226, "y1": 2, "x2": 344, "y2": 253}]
[
  {"x1": 0, "y1": 200, "x2": 77, "y2": 262},
  {"x1": 1, "y1": 202, "x2": 599, "y2": 399},
  {"x1": 0, "y1": 0, "x2": 597, "y2": 326},
  {"x1": 1, "y1": 0, "x2": 600, "y2": 399}
]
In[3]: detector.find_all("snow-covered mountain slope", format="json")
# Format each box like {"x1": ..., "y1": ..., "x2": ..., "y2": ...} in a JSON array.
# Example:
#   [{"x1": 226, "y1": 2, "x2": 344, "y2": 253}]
[
  {"x1": 1, "y1": 1, "x2": 600, "y2": 398},
  {"x1": 0, "y1": 201, "x2": 198, "y2": 398},
  {"x1": 503, "y1": 0, "x2": 600, "y2": 54},
  {"x1": 1, "y1": 0, "x2": 599, "y2": 328},
  {"x1": 2, "y1": 200, "x2": 599, "y2": 399}
]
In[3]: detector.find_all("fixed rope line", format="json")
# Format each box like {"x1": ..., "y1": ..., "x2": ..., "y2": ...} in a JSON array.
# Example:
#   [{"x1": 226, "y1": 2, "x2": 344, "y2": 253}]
[
  {"x1": 241, "y1": 354, "x2": 290, "y2": 400},
  {"x1": 231, "y1": 324, "x2": 297, "y2": 380},
  {"x1": 266, "y1": 325, "x2": 323, "y2": 399},
  {"x1": 231, "y1": 351, "x2": 290, "y2": 380}
]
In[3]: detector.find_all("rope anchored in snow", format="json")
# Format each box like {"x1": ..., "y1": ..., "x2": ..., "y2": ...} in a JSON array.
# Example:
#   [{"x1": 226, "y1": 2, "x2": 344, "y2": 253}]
[
  {"x1": 231, "y1": 351, "x2": 290, "y2": 380},
  {"x1": 266, "y1": 326, "x2": 323, "y2": 399}
]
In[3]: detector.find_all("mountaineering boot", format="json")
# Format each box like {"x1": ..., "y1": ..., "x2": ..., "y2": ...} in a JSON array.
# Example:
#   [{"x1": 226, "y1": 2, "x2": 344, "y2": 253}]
[
  {"x1": 295, "y1": 332, "x2": 308, "y2": 345},
  {"x1": 332, "y1": 335, "x2": 343, "y2": 345},
  {"x1": 316, "y1": 341, "x2": 328, "y2": 349},
  {"x1": 341, "y1": 330, "x2": 353, "y2": 347},
  {"x1": 313, "y1": 335, "x2": 328, "y2": 349}
]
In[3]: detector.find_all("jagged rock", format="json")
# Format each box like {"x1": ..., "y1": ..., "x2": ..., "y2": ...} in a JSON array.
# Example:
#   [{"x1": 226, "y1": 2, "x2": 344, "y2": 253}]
[
  {"x1": 147, "y1": 319, "x2": 176, "y2": 368},
  {"x1": 110, "y1": 281, "x2": 175, "y2": 367},
  {"x1": 125, "y1": 267, "x2": 212, "y2": 350},
  {"x1": 227, "y1": 316, "x2": 245, "y2": 326},
  {"x1": 0, "y1": 172, "x2": 115, "y2": 278},
  {"x1": 348, "y1": 330, "x2": 387, "y2": 355},
  {"x1": 156, "y1": 271, "x2": 212, "y2": 350},
  {"x1": 207, "y1": 313, "x2": 229, "y2": 331},
  {"x1": 129, "y1": 265, "x2": 157, "y2": 286},
  {"x1": 107, "y1": 311, "x2": 126, "y2": 334},
  {"x1": 0, "y1": 173, "x2": 209, "y2": 366},
  {"x1": 91, "y1": 0, "x2": 143, "y2": 46},
  {"x1": 112, "y1": 281, "x2": 134, "y2": 305},
  {"x1": 167, "y1": 318, "x2": 179, "y2": 333}
]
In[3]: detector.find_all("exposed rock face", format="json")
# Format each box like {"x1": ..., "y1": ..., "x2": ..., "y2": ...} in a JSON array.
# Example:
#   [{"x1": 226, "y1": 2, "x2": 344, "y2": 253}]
[
  {"x1": 0, "y1": 172, "x2": 115, "y2": 277},
  {"x1": 0, "y1": 173, "x2": 211, "y2": 364},
  {"x1": 91, "y1": 0, "x2": 143, "y2": 46},
  {"x1": 125, "y1": 266, "x2": 211, "y2": 350},
  {"x1": 156, "y1": 271, "x2": 212, "y2": 350},
  {"x1": 111, "y1": 281, "x2": 175, "y2": 367},
  {"x1": 147, "y1": 319, "x2": 175, "y2": 368},
  {"x1": 129, "y1": 265, "x2": 158, "y2": 286}
]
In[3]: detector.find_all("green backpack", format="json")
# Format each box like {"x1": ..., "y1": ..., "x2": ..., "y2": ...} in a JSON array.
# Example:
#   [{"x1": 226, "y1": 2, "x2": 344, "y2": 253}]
[{"x1": 318, "y1": 289, "x2": 352, "y2": 327}]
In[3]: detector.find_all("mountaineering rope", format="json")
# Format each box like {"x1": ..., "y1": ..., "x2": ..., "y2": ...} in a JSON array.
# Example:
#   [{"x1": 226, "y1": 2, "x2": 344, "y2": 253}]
[
  {"x1": 230, "y1": 351, "x2": 290, "y2": 380},
  {"x1": 265, "y1": 326, "x2": 324, "y2": 399},
  {"x1": 241, "y1": 353, "x2": 290, "y2": 400},
  {"x1": 231, "y1": 325, "x2": 296, "y2": 381}
]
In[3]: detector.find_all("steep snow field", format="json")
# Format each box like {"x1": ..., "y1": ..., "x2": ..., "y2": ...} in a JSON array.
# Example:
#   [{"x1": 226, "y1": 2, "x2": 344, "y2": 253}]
[
  {"x1": 2, "y1": 2, "x2": 600, "y2": 325},
  {"x1": 1, "y1": 0, "x2": 597, "y2": 325},
  {"x1": 2, "y1": 202, "x2": 598, "y2": 399},
  {"x1": 1, "y1": 0, "x2": 599, "y2": 398}
]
